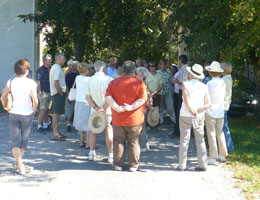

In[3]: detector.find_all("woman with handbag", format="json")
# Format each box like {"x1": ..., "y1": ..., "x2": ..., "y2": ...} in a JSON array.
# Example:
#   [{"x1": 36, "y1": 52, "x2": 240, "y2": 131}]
[
  {"x1": 1, "y1": 59, "x2": 38, "y2": 175},
  {"x1": 72, "y1": 62, "x2": 91, "y2": 148}
]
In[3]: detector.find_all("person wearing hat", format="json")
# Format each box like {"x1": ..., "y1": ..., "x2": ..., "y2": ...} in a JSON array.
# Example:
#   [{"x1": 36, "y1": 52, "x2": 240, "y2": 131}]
[
  {"x1": 178, "y1": 64, "x2": 211, "y2": 171},
  {"x1": 205, "y1": 61, "x2": 228, "y2": 165},
  {"x1": 105, "y1": 61, "x2": 147, "y2": 172},
  {"x1": 86, "y1": 60, "x2": 114, "y2": 162}
]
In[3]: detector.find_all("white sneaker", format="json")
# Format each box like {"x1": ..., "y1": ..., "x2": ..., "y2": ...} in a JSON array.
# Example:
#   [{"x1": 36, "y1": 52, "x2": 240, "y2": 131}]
[
  {"x1": 208, "y1": 158, "x2": 217, "y2": 165},
  {"x1": 89, "y1": 154, "x2": 95, "y2": 161},
  {"x1": 114, "y1": 165, "x2": 123, "y2": 171},
  {"x1": 141, "y1": 147, "x2": 147, "y2": 153},
  {"x1": 217, "y1": 155, "x2": 226, "y2": 162},
  {"x1": 107, "y1": 157, "x2": 113, "y2": 163},
  {"x1": 129, "y1": 167, "x2": 138, "y2": 172}
]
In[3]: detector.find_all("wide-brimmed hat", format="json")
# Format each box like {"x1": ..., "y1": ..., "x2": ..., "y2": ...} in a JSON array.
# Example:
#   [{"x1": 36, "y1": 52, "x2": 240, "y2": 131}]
[
  {"x1": 147, "y1": 107, "x2": 160, "y2": 127},
  {"x1": 205, "y1": 61, "x2": 224, "y2": 73},
  {"x1": 88, "y1": 112, "x2": 107, "y2": 134},
  {"x1": 186, "y1": 64, "x2": 205, "y2": 79}
]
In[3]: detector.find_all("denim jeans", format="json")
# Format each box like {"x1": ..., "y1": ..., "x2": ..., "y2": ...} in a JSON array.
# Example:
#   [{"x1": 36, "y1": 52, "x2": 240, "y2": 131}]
[
  {"x1": 223, "y1": 111, "x2": 234, "y2": 152},
  {"x1": 160, "y1": 93, "x2": 175, "y2": 122}
]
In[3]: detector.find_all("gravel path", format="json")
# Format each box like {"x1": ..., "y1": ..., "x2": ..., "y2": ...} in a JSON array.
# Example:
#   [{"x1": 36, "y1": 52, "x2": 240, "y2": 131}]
[{"x1": 0, "y1": 113, "x2": 244, "y2": 200}]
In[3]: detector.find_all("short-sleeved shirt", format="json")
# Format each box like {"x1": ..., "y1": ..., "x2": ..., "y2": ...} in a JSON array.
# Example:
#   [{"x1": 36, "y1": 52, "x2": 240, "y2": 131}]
[
  {"x1": 145, "y1": 72, "x2": 163, "y2": 93},
  {"x1": 177, "y1": 64, "x2": 189, "y2": 89},
  {"x1": 35, "y1": 65, "x2": 50, "y2": 93},
  {"x1": 222, "y1": 75, "x2": 233, "y2": 111},
  {"x1": 206, "y1": 77, "x2": 226, "y2": 118},
  {"x1": 158, "y1": 69, "x2": 172, "y2": 95},
  {"x1": 65, "y1": 71, "x2": 79, "y2": 91},
  {"x1": 8, "y1": 77, "x2": 37, "y2": 115},
  {"x1": 106, "y1": 66, "x2": 117, "y2": 77},
  {"x1": 49, "y1": 64, "x2": 66, "y2": 96},
  {"x1": 105, "y1": 76, "x2": 147, "y2": 126},
  {"x1": 86, "y1": 71, "x2": 113, "y2": 114},
  {"x1": 75, "y1": 75, "x2": 89, "y2": 103}
]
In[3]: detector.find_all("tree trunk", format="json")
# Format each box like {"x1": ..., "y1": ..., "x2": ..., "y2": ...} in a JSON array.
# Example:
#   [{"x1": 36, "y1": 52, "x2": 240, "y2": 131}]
[{"x1": 74, "y1": 34, "x2": 86, "y2": 62}]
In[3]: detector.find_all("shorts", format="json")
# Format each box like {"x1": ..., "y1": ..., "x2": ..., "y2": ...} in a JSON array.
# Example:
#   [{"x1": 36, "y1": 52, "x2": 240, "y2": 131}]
[
  {"x1": 39, "y1": 91, "x2": 52, "y2": 110},
  {"x1": 65, "y1": 98, "x2": 75, "y2": 119},
  {"x1": 51, "y1": 93, "x2": 66, "y2": 114},
  {"x1": 9, "y1": 113, "x2": 34, "y2": 149}
]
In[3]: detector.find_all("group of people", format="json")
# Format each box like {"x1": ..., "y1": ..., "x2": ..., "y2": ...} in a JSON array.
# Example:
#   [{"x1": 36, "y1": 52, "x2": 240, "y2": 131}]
[{"x1": 1, "y1": 53, "x2": 234, "y2": 174}]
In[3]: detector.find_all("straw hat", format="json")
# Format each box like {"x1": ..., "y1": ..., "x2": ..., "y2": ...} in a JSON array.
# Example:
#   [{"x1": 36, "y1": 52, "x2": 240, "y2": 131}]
[
  {"x1": 147, "y1": 107, "x2": 160, "y2": 127},
  {"x1": 88, "y1": 112, "x2": 107, "y2": 134},
  {"x1": 205, "y1": 61, "x2": 224, "y2": 73},
  {"x1": 186, "y1": 64, "x2": 205, "y2": 79}
]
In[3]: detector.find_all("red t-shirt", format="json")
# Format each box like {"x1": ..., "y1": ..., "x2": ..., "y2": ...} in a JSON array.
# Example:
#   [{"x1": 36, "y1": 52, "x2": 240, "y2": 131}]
[{"x1": 105, "y1": 76, "x2": 147, "y2": 126}]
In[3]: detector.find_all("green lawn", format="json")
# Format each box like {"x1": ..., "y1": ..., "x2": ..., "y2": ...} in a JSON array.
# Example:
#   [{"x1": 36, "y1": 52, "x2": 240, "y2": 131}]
[{"x1": 228, "y1": 116, "x2": 260, "y2": 199}]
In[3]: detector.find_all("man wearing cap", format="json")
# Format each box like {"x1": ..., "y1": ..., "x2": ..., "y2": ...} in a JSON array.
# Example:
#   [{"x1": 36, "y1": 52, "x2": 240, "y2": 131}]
[
  {"x1": 86, "y1": 60, "x2": 114, "y2": 162},
  {"x1": 178, "y1": 64, "x2": 211, "y2": 171},
  {"x1": 105, "y1": 61, "x2": 147, "y2": 172}
]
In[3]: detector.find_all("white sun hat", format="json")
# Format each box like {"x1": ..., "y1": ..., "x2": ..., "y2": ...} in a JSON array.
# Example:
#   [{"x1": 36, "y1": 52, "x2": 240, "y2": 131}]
[
  {"x1": 205, "y1": 61, "x2": 224, "y2": 73},
  {"x1": 186, "y1": 64, "x2": 205, "y2": 79}
]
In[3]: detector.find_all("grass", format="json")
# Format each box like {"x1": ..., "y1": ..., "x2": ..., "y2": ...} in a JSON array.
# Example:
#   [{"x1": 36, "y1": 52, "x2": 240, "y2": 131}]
[{"x1": 227, "y1": 115, "x2": 260, "y2": 199}]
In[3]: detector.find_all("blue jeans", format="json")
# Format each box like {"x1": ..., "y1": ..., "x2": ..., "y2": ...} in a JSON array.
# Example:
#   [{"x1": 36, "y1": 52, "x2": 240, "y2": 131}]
[{"x1": 223, "y1": 111, "x2": 234, "y2": 152}]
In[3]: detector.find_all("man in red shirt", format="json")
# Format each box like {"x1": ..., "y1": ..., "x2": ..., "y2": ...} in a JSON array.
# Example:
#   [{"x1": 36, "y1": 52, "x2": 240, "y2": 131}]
[{"x1": 105, "y1": 61, "x2": 147, "y2": 172}]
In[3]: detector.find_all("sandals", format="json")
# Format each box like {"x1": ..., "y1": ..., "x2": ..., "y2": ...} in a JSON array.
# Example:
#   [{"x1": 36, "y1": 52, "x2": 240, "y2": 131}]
[
  {"x1": 80, "y1": 142, "x2": 86, "y2": 147},
  {"x1": 52, "y1": 134, "x2": 65, "y2": 141},
  {"x1": 13, "y1": 164, "x2": 33, "y2": 175}
]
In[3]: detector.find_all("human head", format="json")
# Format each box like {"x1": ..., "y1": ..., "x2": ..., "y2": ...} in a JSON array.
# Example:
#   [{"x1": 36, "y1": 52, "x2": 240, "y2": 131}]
[
  {"x1": 187, "y1": 64, "x2": 205, "y2": 80},
  {"x1": 135, "y1": 58, "x2": 143, "y2": 68},
  {"x1": 55, "y1": 53, "x2": 66, "y2": 66},
  {"x1": 171, "y1": 64, "x2": 178, "y2": 75},
  {"x1": 88, "y1": 63, "x2": 95, "y2": 76},
  {"x1": 110, "y1": 56, "x2": 117, "y2": 67},
  {"x1": 123, "y1": 61, "x2": 136, "y2": 75},
  {"x1": 14, "y1": 59, "x2": 31, "y2": 76},
  {"x1": 94, "y1": 60, "x2": 106, "y2": 72},
  {"x1": 136, "y1": 67, "x2": 148, "y2": 81},
  {"x1": 71, "y1": 60, "x2": 79, "y2": 72},
  {"x1": 78, "y1": 62, "x2": 89, "y2": 75},
  {"x1": 178, "y1": 55, "x2": 188, "y2": 66},
  {"x1": 221, "y1": 62, "x2": 232, "y2": 75},
  {"x1": 149, "y1": 61, "x2": 157, "y2": 72},
  {"x1": 159, "y1": 59, "x2": 167, "y2": 71},
  {"x1": 116, "y1": 64, "x2": 123, "y2": 75},
  {"x1": 42, "y1": 54, "x2": 52, "y2": 67},
  {"x1": 206, "y1": 61, "x2": 223, "y2": 77}
]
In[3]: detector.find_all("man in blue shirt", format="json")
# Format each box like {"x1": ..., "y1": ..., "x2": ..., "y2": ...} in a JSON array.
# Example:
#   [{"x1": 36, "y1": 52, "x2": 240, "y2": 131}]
[
  {"x1": 106, "y1": 56, "x2": 117, "y2": 77},
  {"x1": 35, "y1": 54, "x2": 52, "y2": 132}
]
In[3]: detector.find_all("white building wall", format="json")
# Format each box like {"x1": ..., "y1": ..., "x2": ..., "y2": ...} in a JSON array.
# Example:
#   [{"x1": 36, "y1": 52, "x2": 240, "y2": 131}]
[{"x1": 0, "y1": 0, "x2": 37, "y2": 89}]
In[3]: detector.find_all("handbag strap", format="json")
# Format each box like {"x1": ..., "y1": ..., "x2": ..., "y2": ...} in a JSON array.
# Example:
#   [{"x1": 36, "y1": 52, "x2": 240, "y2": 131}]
[{"x1": 71, "y1": 79, "x2": 76, "y2": 89}]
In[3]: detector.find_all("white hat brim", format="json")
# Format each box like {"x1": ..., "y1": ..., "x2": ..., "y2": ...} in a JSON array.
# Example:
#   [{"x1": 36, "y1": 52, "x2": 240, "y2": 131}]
[
  {"x1": 147, "y1": 109, "x2": 159, "y2": 127},
  {"x1": 88, "y1": 112, "x2": 107, "y2": 134},
  {"x1": 205, "y1": 66, "x2": 224, "y2": 73},
  {"x1": 187, "y1": 67, "x2": 205, "y2": 79}
]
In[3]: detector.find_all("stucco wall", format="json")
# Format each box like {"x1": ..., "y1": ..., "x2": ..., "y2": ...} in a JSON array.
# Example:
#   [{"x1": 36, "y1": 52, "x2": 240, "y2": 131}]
[{"x1": 0, "y1": 0, "x2": 36, "y2": 90}]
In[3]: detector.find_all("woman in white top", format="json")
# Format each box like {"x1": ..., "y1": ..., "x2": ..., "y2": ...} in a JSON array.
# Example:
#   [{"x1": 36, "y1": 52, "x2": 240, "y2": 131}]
[
  {"x1": 73, "y1": 63, "x2": 91, "y2": 148},
  {"x1": 205, "y1": 61, "x2": 228, "y2": 165},
  {"x1": 1, "y1": 59, "x2": 38, "y2": 175},
  {"x1": 179, "y1": 64, "x2": 211, "y2": 171}
]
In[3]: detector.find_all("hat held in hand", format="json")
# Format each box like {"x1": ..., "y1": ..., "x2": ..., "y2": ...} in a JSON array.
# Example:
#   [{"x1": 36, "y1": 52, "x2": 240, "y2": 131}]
[
  {"x1": 147, "y1": 107, "x2": 160, "y2": 127},
  {"x1": 88, "y1": 111, "x2": 107, "y2": 134}
]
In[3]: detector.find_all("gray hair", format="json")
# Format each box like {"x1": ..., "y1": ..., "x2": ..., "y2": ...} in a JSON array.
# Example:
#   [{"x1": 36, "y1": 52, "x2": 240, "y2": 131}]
[
  {"x1": 55, "y1": 53, "x2": 65, "y2": 61},
  {"x1": 42, "y1": 54, "x2": 51, "y2": 62},
  {"x1": 123, "y1": 61, "x2": 136, "y2": 75},
  {"x1": 136, "y1": 67, "x2": 148, "y2": 78},
  {"x1": 71, "y1": 60, "x2": 79, "y2": 67},
  {"x1": 94, "y1": 60, "x2": 106, "y2": 72},
  {"x1": 67, "y1": 59, "x2": 73, "y2": 66}
]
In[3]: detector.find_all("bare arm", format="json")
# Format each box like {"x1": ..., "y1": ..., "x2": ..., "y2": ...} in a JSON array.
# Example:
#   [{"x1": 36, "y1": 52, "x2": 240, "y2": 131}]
[
  {"x1": 36, "y1": 81, "x2": 41, "y2": 93},
  {"x1": 0, "y1": 86, "x2": 9, "y2": 105},
  {"x1": 106, "y1": 96, "x2": 125, "y2": 112},
  {"x1": 197, "y1": 91, "x2": 211, "y2": 113},
  {"x1": 151, "y1": 83, "x2": 163, "y2": 96},
  {"x1": 182, "y1": 83, "x2": 195, "y2": 116},
  {"x1": 54, "y1": 80, "x2": 63, "y2": 96},
  {"x1": 124, "y1": 99, "x2": 146, "y2": 111},
  {"x1": 30, "y1": 88, "x2": 38, "y2": 114}
]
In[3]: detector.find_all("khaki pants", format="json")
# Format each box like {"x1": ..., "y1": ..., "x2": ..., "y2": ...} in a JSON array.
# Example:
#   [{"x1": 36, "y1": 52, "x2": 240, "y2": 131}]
[
  {"x1": 205, "y1": 114, "x2": 228, "y2": 159},
  {"x1": 179, "y1": 116, "x2": 207, "y2": 169},
  {"x1": 112, "y1": 124, "x2": 142, "y2": 168}
]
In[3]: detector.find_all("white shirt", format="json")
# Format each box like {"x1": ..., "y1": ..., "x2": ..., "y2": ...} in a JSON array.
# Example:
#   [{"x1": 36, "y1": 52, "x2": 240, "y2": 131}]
[
  {"x1": 222, "y1": 75, "x2": 233, "y2": 111},
  {"x1": 75, "y1": 75, "x2": 89, "y2": 104},
  {"x1": 8, "y1": 77, "x2": 37, "y2": 115},
  {"x1": 206, "y1": 77, "x2": 226, "y2": 118},
  {"x1": 174, "y1": 71, "x2": 181, "y2": 93},
  {"x1": 180, "y1": 79, "x2": 208, "y2": 118},
  {"x1": 86, "y1": 71, "x2": 113, "y2": 114},
  {"x1": 49, "y1": 64, "x2": 66, "y2": 96}
]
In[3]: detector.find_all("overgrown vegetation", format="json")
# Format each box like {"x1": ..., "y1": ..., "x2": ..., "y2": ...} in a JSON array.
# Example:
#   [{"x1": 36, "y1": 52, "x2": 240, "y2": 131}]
[{"x1": 228, "y1": 116, "x2": 260, "y2": 199}]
